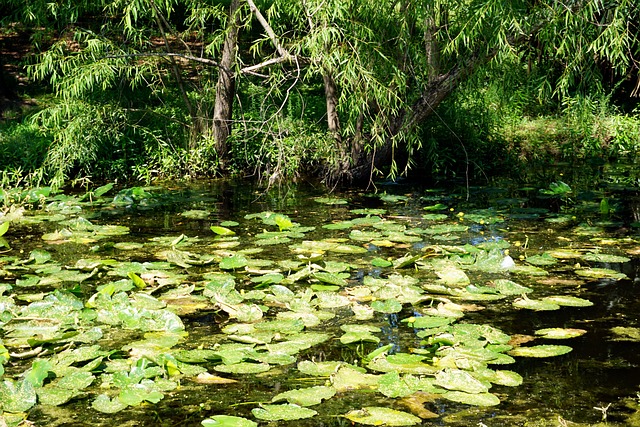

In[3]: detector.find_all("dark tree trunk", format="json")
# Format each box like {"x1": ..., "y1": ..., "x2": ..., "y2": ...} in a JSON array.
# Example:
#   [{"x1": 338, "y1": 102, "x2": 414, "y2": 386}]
[
  {"x1": 213, "y1": 0, "x2": 241, "y2": 169},
  {"x1": 346, "y1": 53, "x2": 489, "y2": 185}
]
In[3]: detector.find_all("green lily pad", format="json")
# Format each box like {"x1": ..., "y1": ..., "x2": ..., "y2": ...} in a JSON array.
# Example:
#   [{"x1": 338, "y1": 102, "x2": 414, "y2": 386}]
[
  {"x1": 297, "y1": 360, "x2": 364, "y2": 376},
  {"x1": 371, "y1": 258, "x2": 393, "y2": 268},
  {"x1": 313, "y1": 271, "x2": 348, "y2": 286},
  {"x1": 92, "y1": 393, "x2": 129, "y2": 413},
  {"x1": 378, "y1": 372, "x2": 421, "y2": 398},
  {"x1": 442, "y1": 391, "x2": 501, "y2": 406},
  {"x1": 252, "y1": 403, "x2": 318, "y2": 421},
  {"x1": 526, "y1": 253, "x2": 558, "y2": 266},
  {"x1": 371, "y1": 299, "x2": 403, "y2": 313},
  {"x1": 182, "y1": 209, "x2": 211, "y2": 219},
  {"x1": 219, "y1": 255, "x2": 248, "y2": 270},
  {"x1": 540, "y1": 295, "x2": 593, "y2": 307},
  {"x1": 574, "y1": 268, "x2": 628, "y2": 280},
  {"x1": 0, "y1": 379, "x2": 37, "y2": 412},
  {"x1": 508, "y1": 345, "x2": 573, "y2": 358},
  {"x1": 513, "y1": 297, "x2": 561, "y2": 311},
  {"x1": 492, "y1": 279, "x2": 533, "y2": 295},
  {"x1": 435, "y1": 368, "x2": 490, "y2": 394},
  {"x1": 582, "y1": 253, "x2": 630, "y2": 263},
  {"x1": 202, "y1": 416, "x2": 257, "y2": 427},
  {"x1": 314, "y1": 197, "x2": 348, "y2": 205},
  {"x1": 214, "y1": 362, "x2": 271, "y2": 374},
  {"x1": 534, "y1": 328, "x2": 587, "y2": 339},
  {"x1": 272, "y1": 385, "x2": 336, "y2": 406},
  {"x1": 344, "y1": 407, "x2": 421, "y2": 426},
  {"x1": 211, "y1": 225, "x2": 236, "y2": 236}
]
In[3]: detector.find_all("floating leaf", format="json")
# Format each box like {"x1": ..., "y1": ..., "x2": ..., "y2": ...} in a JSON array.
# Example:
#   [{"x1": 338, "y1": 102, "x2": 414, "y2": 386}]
[
  {"x1": 252, "y1": 404, "x2": 318, "y2": 421},
  {"x1": 211, "y1": 225, "x2": 236, "y2": 236},
  {"x1": 582, "y1": 253, "x2": 630, "y2": 263},
  {"x1": 314, "y1": 197, "x2": 348, "y2": 205},
  {"x1": 0, "y1": 379, "x2": 37, "y2": 412},
  {"x1": 492, "y1": 279, "x2": 533, "y2": 295},
  {"x1": 371, "y1": 299, "x2": 403, "y2": 314},
  {"x1": 313, "y1": 271, "x2": 348, "y2": 286},
  {"x1": 534, "y1": 328, "x2": 587, "y2": 339},
  {"x1": 442, "y1": 391, "x2": 501, "y2": 406},
  {"x1": 219, "y1": 255, "x2": 248, "y2": 270},
  {"x1": 513, "y1": 297, "x2": 560, "y2": 311},
  {"x1": 272, "y1": 386, "x2": 336, "y2": 406},
  {"x1": 435, "y1": 368, "x2": 490, "y2": 394},
  {"x1": 540, "y1": 295, "x2": 593, "y2": 307},
  {"x1": 214, "y1": 362, "x2": 271, "y2": 374},
  {"x1": 574, "y1": 268, "x2": 627, "y2": 280},
  {"x1": 182, "y1": 210, "x2": 211, "y2": 219},
  {"x1": 202, "y1": 416, "x2": 257, "y2": 427},
  {"x1": 344, "y1": 407, "x2": 421, "y2": 426},
  {"x1": 508, "y1": 345, "x2": 572, "y2": 358},
  {"x1": 92, "y1": 394, "x2": 129, "y2": 413},
  {"x1": 371, "y1": 258, "x2": 393, "y2": 268}
]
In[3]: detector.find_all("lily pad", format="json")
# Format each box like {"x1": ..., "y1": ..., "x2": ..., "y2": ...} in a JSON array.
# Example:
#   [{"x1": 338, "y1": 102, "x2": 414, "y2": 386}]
[
  {"x1": 540, "y1": 295, "x2": 593, "y2": 307},
  {"x1": 251, "y1": 403, "x2": 318, "y2": 421},
  {"x1": 574, "y1": 268, "x2": 628, "y2": 280},
  {"x1": 534, "y1": 328, "x2": 587, "y2": 339},
  {"x1": 202, "y1": 416, "x2": 257, "y2": 427},
  {"x1": 442, "y1": 391, "x2": 501, "y2": 406},
  {"x1": 344, "y1": 406, "x2": 421, "y2": 426},
  {"x1": 513, "y1": 297, "x2": 560, "y2": 311},
  {"x1": 508, "y1": 345, "x2": 573, "y2": 358},
  {"x1": 272, "y1": 386, "x2": 336, "y2": 406},
  {"x1": 435, "y1": 368, "x2": 490, "y2": 394},
  {"x1": 582, "y1": 253, "x2": 630, "y2": 263}
]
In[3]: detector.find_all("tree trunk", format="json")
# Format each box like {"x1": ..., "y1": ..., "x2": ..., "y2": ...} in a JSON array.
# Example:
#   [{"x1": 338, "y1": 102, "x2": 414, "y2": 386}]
[
  {"x1": 213, "y1": 0, "x2": 241, "y2": 169},
  {"x1": 346, "y1": 53, "x2": 490, "y2": 184}
]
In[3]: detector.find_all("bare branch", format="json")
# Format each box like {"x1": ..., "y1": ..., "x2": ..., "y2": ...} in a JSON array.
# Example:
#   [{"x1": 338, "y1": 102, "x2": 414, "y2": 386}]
[
  {"x1": 104, "y1": 52, "x2": 229, "y2": 73},
  {"x1": 245, "y1": 0, "x2": 290, "y2": 59}
]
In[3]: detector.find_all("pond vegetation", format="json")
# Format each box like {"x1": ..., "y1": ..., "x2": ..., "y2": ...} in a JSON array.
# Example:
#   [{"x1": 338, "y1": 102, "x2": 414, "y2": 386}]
[{"x1": 2, "y1": 168, "x2": 640, "y2": 426}]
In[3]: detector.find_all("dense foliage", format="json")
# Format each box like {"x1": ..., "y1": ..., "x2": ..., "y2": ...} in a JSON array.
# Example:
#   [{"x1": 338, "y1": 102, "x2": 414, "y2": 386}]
[{"x1": 0, "y1": 0, "x2": 638, "y2": 188}]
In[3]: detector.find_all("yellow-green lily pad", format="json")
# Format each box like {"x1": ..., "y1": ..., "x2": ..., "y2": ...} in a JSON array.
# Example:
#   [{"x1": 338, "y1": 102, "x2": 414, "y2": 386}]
[
  {"x1": 344, "y1": 406, "x2": 421, "y2": 426},
  {"x1": 508, "y1": 344, "x2": 572, "y2": 358},
  {"x1": 271, "y1": 385, "x2": 336, "y2": 406},
  {"x1": 252, "y1": 403, "x2": 317, "y2": 421},
  {"x1": 534, "y1": 328, "x2": 587, "y2": 339}
]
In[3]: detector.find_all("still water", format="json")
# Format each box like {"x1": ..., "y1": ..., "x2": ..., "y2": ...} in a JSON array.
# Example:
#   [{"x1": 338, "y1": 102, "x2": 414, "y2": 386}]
[{"x1": 3, "y1": 164, "x2": 640, "y2": 427}]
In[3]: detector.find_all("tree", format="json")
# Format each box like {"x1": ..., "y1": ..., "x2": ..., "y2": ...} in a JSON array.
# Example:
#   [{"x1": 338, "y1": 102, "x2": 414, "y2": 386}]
[{"x1": 2, "y1": 0, "x2": 638, "y2": 186}]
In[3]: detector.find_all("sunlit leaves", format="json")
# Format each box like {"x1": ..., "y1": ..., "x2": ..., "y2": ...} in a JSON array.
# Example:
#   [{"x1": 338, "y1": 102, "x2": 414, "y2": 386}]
[
  {"x1": 251, "y1": 403, "x2": 317, "y2": 421},
  {"x1": 508, "y1": 345, "x2": 573, "y2": 358},
  {"x1": 344, "y1": 406, "x2": 421, "y2": 426}
]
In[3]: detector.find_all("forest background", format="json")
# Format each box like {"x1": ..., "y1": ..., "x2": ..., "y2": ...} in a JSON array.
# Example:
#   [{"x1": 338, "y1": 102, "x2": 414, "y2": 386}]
[{"x1": 0, "y1": 0, "x2": 639, "y2": 191}]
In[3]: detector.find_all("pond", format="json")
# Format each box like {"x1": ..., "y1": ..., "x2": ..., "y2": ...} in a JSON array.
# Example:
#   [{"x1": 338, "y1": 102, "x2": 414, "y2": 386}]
[{"x1": 2, "y1": 165, "x2": 640, "y2": 427}]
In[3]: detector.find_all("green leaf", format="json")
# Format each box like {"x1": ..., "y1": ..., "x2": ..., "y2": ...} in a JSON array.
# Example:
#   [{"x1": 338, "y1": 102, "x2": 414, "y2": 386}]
[
  {"x1": 534, "y1": 328, "x2": 587, "y2": 339},
  {"x1": 128, "y1": 271, "x2": 147, "y2": 289},
  {"x1": 371, "y1": 299, "x2": 403, "y2": 313},
  {"x1": 345, "y1": 407, "x2": 421, "y2": 426},
  {"x1": 0, "y1": 379, "x2": 37, "y2": 412},
  {"x1": 92, "y1": 394, "x2": 129, "y2": 413},
  {"x1": 0, "y1": 221, "x2": 9, "y2": 237},
  {"x1": 251, "y1": 404, "x2": 318, "y2": 421},
  {"x1": 508, "y1": 345, "x2": 573, "y2": 358},
  {"x1": 442, "y1": 391, "x2": 501, "y2": 406},
  {"x1": 211, "y1": 225, "x2": 236, "y2": 236},
  {"x1": 272, "y1": 386, "x2": 336, "y2": 406},
  {"x1": 435, "y1": 368, "x2": 491, "y2": 394},
  {"x1": 202, "y1": 416, "x2": 257, "y2": 427}
]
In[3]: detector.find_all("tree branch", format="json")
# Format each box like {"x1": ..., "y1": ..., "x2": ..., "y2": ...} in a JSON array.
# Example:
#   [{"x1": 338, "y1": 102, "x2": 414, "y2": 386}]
[{"x1": 245, "y1": 0, "x2": 290, "y2": 60}]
